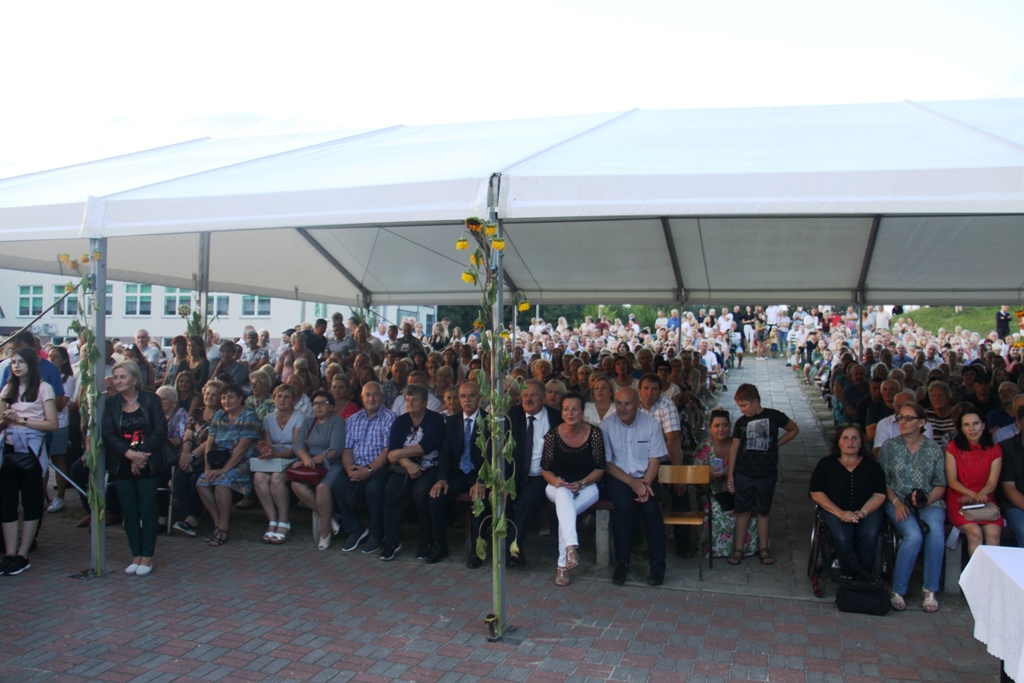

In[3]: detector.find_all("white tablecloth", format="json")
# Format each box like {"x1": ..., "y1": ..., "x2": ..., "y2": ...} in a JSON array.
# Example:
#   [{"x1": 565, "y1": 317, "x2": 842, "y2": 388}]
[{"x1": 960, "y1": 545, "x2": 1024, "y2": 681}]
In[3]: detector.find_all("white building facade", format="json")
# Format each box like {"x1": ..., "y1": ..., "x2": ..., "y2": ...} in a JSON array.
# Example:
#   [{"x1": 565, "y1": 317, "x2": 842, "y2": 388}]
[{"x1": 0, "y1": 269, "x2": 437, "y2": 345}]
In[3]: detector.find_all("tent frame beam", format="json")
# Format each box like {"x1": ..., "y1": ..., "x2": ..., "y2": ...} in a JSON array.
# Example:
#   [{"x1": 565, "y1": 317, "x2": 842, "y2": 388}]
[
  {"x1": 296, "y1": 228, "x2": 372, "y2": 306},
  {"x1": 660, "y1": 217, "x2": 685, "y2": 300}
]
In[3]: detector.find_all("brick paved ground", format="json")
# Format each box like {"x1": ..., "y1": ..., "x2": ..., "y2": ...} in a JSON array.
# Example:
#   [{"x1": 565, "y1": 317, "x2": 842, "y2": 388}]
[{"x1": 0, "y1": 360, "x2": 1002, "y2": 682}]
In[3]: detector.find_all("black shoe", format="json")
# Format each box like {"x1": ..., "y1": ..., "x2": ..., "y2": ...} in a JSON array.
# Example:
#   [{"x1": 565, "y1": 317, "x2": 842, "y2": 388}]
[
  {"x1": 425, "y1": 545, "x2": 449, "y2": 565},
  {"x1": 0, "y1": 555, "x2": 13, "y2": 574},
  {"x1": 676, "y1": 542, "x2": 695, "y2": 559},
  {"x1": 612, "y1": 563, "x2": 628, "y2": 585},
  {"x1": 362, "y1": 537, "x2": 382, "y2": 554},
  {"x1": 380, "y1": 542, "x2": 401, "y2": 561},
  {"x1": 416, "y1": 542, "x2": 433, "y2": 560},
  {"x1": 647, "y1": 570, "x2": 665, "y2": 586},
  {"x1": 341, "y1": 527, "x2": 369, "y2": 552},
  {"x1": 506, "y1": 553, "x2": 527, "y2": 569},
  {"x1": 466, "y1": 553, "x2": 483, "y2": 570},
  {"x1": 4, "y1": 555, "x2": 30, "y2": 576}
]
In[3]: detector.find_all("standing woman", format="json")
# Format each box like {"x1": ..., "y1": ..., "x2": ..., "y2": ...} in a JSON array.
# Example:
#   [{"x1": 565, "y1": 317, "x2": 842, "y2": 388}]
[
  {"x1": 101, "y1": 361, "x2": 168, "y2": 576},
  {"x1": 542, "y1": 393, "x2": 605, "y2": 586},
  {"x1": 0, "y1": 348, "x2": 58, "y2": 575},
  {"x1": 879, "y1": 401, "x2": 947, "y2": 613},
  {"x1": 186, "y1": 335, "x2": 210, "y2": 389},
  {"x1": 944, "y1": 408, "x2": 1003, "y2": 557},
  {"x1": 46, "y1": 346, "x2": 79, "y2": 513}
]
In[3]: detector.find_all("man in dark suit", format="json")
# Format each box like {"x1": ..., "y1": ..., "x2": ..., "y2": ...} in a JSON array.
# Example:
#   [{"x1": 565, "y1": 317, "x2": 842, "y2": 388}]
[
  {"x1": 506, "y1": 379, "x2": 562, "y2": 568},
  {"x1": 427, "y1": 381, "x2": 487, "y2": 568}
]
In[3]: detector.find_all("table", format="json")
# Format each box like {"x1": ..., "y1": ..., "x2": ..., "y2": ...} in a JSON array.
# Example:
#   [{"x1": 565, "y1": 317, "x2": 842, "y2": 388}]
[{"x1": 960, "y1": 545, "x2": 1024, "y2": 682}]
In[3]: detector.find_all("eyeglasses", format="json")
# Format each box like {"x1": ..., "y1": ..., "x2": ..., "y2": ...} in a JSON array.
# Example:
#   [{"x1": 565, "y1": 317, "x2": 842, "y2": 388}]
[
  {"x1": 895, "y1": 415, "x2": 921, "y2": 423},
  {"x1": 312, "y1": 401, "x2": 332, "y2": 407}
]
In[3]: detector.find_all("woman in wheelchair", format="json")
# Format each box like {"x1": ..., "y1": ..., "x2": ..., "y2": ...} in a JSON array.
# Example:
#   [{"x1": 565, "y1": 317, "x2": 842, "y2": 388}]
[
  {"x1": 879, "y1": 401, "x2": 947, "y2": 613},
  {"x1": 809, "y1": 424, "x2": 887, "y2": 580}
]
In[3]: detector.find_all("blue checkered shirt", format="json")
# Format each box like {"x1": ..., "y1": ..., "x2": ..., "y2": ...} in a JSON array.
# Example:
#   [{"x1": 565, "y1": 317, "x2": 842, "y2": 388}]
[{"x1": 345, "y1": 407, "x2": 397, "y2": 466}]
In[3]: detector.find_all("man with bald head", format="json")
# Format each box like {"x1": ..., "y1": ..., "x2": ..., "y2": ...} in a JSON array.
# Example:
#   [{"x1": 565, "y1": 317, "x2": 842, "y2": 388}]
[{"x1": 601, "y1": 387, "x2": 668, "y2": 586}]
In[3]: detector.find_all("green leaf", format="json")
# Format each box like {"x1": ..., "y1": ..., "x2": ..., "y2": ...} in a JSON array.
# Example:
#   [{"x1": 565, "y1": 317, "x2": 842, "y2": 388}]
[
  {"x1": 472, "y1": 498, "x2": 485, "y2": 517},
  {"x1": 494, "y1": 515, "x2": 508, "y2": 540},
  {"x1": 475, "y1": 536, "x2": 488, "y2": 560},
  {"x1": 506, "y1": 475, "x2": 517, "y2": 499}
]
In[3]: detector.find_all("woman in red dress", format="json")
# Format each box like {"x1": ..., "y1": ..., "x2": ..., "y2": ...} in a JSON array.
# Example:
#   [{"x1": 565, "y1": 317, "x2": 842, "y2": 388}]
[{"x1": 944, "y1": 408, "x2": 1003, "y2": 557}]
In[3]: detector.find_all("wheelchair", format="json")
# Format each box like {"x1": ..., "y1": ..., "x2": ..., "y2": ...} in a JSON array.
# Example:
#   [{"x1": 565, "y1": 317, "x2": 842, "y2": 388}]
[{"x1": 806, "y1": 506, "x2": 894, "y2": 598}]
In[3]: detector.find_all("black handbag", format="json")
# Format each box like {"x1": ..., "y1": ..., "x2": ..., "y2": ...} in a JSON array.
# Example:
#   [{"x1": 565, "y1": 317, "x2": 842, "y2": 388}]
[
  {"x1": 207, "y1": 447, "x2": 231, "y2": 470},
  {"x1": 835, "y1": 582, "x2": 891, "y2": 615},
  {"x1": 2, "y1": 442, "x2": 39, "y2": 474}
]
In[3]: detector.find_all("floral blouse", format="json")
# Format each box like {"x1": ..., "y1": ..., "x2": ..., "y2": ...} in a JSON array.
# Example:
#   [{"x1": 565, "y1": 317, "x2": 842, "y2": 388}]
[{"x1": 879, "y1": 435, "x2": 947, "y2": 509}]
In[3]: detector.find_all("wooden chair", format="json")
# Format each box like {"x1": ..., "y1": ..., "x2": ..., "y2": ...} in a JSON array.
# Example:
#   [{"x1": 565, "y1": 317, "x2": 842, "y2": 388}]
[{"x1": 659, "y1": 465, "x2": 712, "y2": 580}]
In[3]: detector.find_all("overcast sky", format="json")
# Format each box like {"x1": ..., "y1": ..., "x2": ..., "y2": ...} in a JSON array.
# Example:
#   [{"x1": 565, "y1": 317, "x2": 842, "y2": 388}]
[{"x1": 2, "y1": 0, "x2": 1021, "y2": 178}]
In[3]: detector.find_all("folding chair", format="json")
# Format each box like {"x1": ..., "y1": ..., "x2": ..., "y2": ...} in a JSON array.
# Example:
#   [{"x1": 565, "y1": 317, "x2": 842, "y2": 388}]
[{"x1": 659, "y1": 465, "x2": 712, "y2": 580}]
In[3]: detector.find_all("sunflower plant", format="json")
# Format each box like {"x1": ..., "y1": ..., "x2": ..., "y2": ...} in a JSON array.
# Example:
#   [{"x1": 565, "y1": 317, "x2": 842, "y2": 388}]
[{"x1": 455, "y1": 217, "x2": 530, "y2": 638}]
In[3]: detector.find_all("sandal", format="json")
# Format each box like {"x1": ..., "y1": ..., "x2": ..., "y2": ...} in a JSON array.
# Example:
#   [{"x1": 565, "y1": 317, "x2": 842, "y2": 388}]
[
  {"x1": 890, "y1": 592, "x2": 906, "y2": 611},
  {"x1": 727, "y1": 550, "x2": 743, "y2": 565},
  {"x1": 566, "y1": 545, "x2": 579, "y2": 570},
  {"x1": 318, "y1": 534, "x2": 332, "y2": 551},
  {"x1": 270, "y1": 523, "x2": 291, "y2": 545},
  {"x1": 922, "y1": 590, "x2": 939, "y2": 613},
  {"x1": 205, "y1": 528, "x2": 222, "y2": 544},
  {"x1": 207, "y1": 529, "x2": 229, "y2": 546},
  {"x1": 555, "y1": 566, "x2": 570, "y2": 586},
  {"x1": 263, "y1": 522, "x2": 279, "y2": 543},
  {"x1": 757, "y1": 548, "x2": 775, "y2": 565}
]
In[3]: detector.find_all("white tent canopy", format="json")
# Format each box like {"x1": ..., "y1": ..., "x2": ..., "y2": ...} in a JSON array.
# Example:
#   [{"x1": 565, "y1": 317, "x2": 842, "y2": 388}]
[{"x1": 1, "y1": 98, "x2": 1022, "y2": 306}]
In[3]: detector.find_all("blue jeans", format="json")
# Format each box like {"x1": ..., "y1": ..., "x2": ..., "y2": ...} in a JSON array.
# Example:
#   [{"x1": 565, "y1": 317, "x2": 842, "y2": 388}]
[
  {"x1": 1003, "y1": 507, "x2": 1024, "y2": 548},
  {"x1": 821, "y1": 509, "x2": 883, "y2": 576},
  {"x1": 885, "y1": 503, "x2": 945, "y2": 594}
]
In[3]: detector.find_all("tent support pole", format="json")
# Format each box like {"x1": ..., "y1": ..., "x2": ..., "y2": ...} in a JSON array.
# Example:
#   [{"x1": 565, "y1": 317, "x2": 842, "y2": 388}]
[
  {"x1": 89, "y1": 237, "x2": 107, "y2": 575},
  {"x1": 198, "y1": 232, "x2": 211, "y2": 332},
  {"x1": 488, "y1": 174, "x2": 508, "y2": 639}
]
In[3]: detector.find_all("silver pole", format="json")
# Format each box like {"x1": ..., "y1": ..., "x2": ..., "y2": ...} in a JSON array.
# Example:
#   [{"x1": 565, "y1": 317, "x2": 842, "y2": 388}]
[
  {"x1": 488, "y1": 174, "x2": 507, "y2": 635},
  {"x1": 89, "y1": 237, "x2": 107, "y2": 574},
  {"x1": 198, "y1": 232, "x2": 211, "y2": 332}
]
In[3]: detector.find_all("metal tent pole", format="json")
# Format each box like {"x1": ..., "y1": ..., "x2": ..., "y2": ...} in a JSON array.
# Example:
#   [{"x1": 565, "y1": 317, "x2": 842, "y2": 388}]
[
  {"x1": 488, "y1": 174, "x2": 508, "y2": 636},
  {"x1": 89, "y1": 237, "x2": 107, "y2": 575},
  {"x1": 198, "y1": 232, "x2": 211, "y2": 332}
]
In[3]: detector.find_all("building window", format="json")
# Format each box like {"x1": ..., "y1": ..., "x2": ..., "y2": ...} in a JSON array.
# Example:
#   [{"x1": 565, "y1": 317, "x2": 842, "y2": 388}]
[
  {"x1": 164, "y1": 288, "x2": 191, "y2": 316},
  {"x1": 19, "y1": 286, "x2": 43, "y2": 317},
  {"x1": 206, "y1": 294, "x2": 229, "y2": 317},
  {"x1": 52, "y1": 285, "x2": 79, "y2": 316},
  {"x1": 125, "y1": 284, "x2": 152, "y2": 317},
  {"x1": 313, "y1": 303, "x2": 328, "y2": 319},
  {"x1": 242, "y1": 295, "x2": 271, "y2": 317},
  {"x1": 104, "y1": 285, "x2": 113, "y2": 317},
  {"x1": 397, "y1": 308, "x2": 417, "y2": 324}
]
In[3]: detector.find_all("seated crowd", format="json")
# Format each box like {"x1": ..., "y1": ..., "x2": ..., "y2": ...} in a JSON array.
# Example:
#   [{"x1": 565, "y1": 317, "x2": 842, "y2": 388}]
[{"x1": 1, "y1": 304, "x2": 1022, "y2": 602}]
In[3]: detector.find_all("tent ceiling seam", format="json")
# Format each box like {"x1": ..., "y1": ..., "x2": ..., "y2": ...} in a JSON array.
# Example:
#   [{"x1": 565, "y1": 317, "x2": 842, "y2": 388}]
[
  {"x1": 660, "y1": 217, "x2": 684, "y2": 296},
  {"x1": 856, "y1": 216, "x2": 882, "y2": 298},
  {"x1": 696, "y1": 218, "x2": 711, "y2": 291},
  {"x1": 497, "y1": 226, "x2": 541, "y2": 294},
  {"x1": 378, "y1": 227, "x2": 466, "y2": 268},
  {"x1": 497, "y1": 109, "x2": 639, "y2": 174},
  {"x1": 103, "y1": 126, "x2": 405, "y2": 200},
  {"x1": 903, "y1": 100, "x2": 1024, "y2": 155}
]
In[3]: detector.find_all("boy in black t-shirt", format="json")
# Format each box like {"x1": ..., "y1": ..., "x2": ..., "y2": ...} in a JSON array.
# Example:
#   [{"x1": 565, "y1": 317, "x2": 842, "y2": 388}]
[{"x1": 726, "y1": 383, "x2": 799, "y2": 566}]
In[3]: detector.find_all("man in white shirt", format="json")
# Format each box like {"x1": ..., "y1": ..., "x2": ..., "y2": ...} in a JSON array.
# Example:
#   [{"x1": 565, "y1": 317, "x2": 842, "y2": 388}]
[
  {"x1": 601, "y1": 387, "x2": 668, "y2": 586},
  {"x1": 873, "y1": 391, "x2": 934, "y2": 457}
]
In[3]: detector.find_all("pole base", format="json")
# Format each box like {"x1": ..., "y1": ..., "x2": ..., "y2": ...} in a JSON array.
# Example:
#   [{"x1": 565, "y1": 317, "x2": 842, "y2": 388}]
[{"x1": 69, "y1": 568, "x2": 104, "y2": 580}]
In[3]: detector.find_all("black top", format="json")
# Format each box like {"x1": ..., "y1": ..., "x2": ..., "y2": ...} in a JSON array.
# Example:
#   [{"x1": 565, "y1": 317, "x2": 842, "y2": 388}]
[
  {"x1": 808, "y1": 456, "x2": 887, "y2": 511},
  {"x1": 732, "y1": 408, "x2": 792, "y2": 478},
  {"x1": 101, "y1": 391, "x2": 168, "y2": 477},
  {"x1": 542, "y1": 425, "x2": 605, "y2": 483}
]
